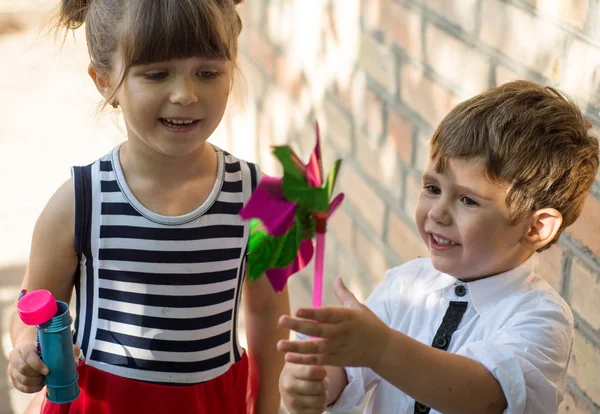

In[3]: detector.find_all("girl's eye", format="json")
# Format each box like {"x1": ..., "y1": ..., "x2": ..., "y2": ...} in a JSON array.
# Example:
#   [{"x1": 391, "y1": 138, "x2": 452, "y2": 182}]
[
  {"x1": 144, "y1": 72, "x2": 168, "y2": 80},
  {"x1": 424, "y1": 185, "x2": 441, "y2": 195},
  {"x1": 461, "y1": 196, "x2": 479, "y2": 207},
  {"x1": 199, "y1": 71, "x2": 219, "y2": 79}
]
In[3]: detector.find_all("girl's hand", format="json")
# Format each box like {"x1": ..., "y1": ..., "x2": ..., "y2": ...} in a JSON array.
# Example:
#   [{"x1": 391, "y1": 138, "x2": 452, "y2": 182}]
[
  {"x1": 277, "y1": 277, "x2": 391, "y2": 370},
  {"x1": 279, "y1": 362, "x2": 329, "y2": 414},
  {"x1": 8, "y1": 341, "x2": 82, "y2": 393},
  {"x1": 8, "y1": 340, "x2": 48, "y2": 393}
]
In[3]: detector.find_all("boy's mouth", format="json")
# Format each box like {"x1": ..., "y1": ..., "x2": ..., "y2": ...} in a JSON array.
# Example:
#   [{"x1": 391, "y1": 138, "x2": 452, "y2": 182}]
[{"x1": 429, "y1": 233, "x2": 460, "y2": 250}]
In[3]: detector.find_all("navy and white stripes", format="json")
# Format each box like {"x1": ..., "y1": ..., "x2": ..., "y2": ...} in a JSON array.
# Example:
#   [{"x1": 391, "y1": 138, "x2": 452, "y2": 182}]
[{"x1": 72, "y1": 145, "x2": 258, "y2": 384}]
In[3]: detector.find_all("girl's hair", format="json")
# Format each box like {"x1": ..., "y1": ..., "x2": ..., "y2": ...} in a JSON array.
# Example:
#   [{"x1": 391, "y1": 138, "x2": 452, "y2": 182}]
[{"x1": 56, "y1": 0, "x2": 244, "y2": 103}]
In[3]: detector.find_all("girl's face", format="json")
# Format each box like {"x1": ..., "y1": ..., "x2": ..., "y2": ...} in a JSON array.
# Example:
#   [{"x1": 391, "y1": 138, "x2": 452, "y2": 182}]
[{"x1": 110, "y1": 56, "x2": 232, "y2": 157}]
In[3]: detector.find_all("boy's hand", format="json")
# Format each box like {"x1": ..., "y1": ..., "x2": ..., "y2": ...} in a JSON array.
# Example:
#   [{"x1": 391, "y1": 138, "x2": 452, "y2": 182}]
[
  {"x1": 279, "y1": 362, "x2": 329, "y2": 414},
  {"x1": 277, "y1": 277, "x2": 390, "y2": 369}
]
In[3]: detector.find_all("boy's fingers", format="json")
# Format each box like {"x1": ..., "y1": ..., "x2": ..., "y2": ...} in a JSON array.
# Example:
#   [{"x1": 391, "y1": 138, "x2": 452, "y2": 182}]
[
  {"x1": 286, "y1": 362, "x2": 327, "y2": 381},
  {"x1": 333, "y1": 277, "x2": 362, "y2": 309},
  {"x1": 278, "y1": 339, "x2": 327, "y2": 355},
  {"x1": 279, "y1": 316, "x2": 332, "y2": 338}
]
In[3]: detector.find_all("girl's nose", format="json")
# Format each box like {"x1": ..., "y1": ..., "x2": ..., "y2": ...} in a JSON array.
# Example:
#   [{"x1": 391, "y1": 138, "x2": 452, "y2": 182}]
[{"x1": 170, "y1": 77, "x2": 199, "y2": 106}]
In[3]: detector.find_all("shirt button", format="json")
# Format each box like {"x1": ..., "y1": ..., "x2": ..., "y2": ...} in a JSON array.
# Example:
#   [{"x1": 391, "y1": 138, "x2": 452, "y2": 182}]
[
  {"x1": 415, "y1": 402, "x2": 429, "y2": 413},
  {"x1": 434, "y1": 335, "x2": 448, "y2": 349},
  {"x1": 455, "y1": 284, "x2": 467, "y2": 297}
]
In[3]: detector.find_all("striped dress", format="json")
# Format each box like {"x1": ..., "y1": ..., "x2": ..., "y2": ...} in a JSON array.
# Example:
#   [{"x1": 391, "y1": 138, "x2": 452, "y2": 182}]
[{"x1": 71, "y1": 144, "x2": 259, "y2": 385}]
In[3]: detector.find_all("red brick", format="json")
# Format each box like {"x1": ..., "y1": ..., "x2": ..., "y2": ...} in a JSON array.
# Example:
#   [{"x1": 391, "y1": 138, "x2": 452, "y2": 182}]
[
  {"x1": 363, "y1": 0, "x2": 384, "y2": 31},
  {"x1": 481, "y1": 0, "x2": 566, "y2": 80},
  {"x1": 329, "y1": 206, "x2": 355, "y2": 254},
  {"x1": 415, "y1": 129, "x2": 432, "y2": 171},
  {"x1": 568, "y1": 331, "x2": 600, "y2": 405},
  {"x1": 403, "y1": 172, "x2": 423, "y2": 226},
  {"x1": 558, "y1": 389, "x2": 594, "y2": 414},
  {"x1": 530, "y1": 0, "x2": 589, "y2": 29},
  {"x1": 355, "y1": 128, "x2": 402, "y2": 200},
  {"x1": 381, "y1": 0, "x2": 423, "y2": 59},
  {"x1": 359, "y1": 33, "x2": 396, "y2": 91},
  {"x1": 535, "y1": 243, "x2": 564, "y2": 293},
  {"x1": 401, "y1": 64, "x2": 459, "y2": 128},
  {"x1": 321, "y1": 99, "x2": 353, "y2": 154},
  {"x1": 274, "y1": 55, "x2": 310, "y2": 106},
  {"x1": 338, "y1": 167, "x2": 385, "y2": 236},
  {"x1": 388, "y1": 211, "x2": 429, "y2": 262},
  {"x1": 356, "y1": 230, "x2": 390, "y2": 284},
  {"x1": 387, "y1": 112, "x2": 414, "y2": 165},
  {"x1": 569, "y1": 258, "x2": 600, "y2": 331},
  {"x1": 567, "y1": 194, "x2": 600, "y2": 257},
  {"x1": 426, "y1": 25, "x2": 491, "y2": 97},
  {"x1": 495, "y1": 65, "x2": 522, "y2": 87},
  {"x1": 336, "y1": 250, "x2": 370, "y2": 303},
  {"x1": 424, "y1": 0, "x2": 478, "y2": 33},
  {"x1": 246, "y1": 29, "x2": 277, "y2": 77},
  {"x1": 365, "y1": 88, "x2": 384, "y2": 139},
  {"x1": 560, "y1": 40, "x2": 600, "y2": 108}
]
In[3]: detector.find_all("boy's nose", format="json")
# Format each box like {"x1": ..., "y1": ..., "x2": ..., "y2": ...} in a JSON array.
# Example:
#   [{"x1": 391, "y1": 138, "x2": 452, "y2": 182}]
[{"x1": 428, "y1": 201, "x2": 452, "y2": 225}]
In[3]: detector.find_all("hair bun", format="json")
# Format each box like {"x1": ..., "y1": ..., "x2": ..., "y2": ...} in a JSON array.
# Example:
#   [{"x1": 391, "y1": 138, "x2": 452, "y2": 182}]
[{"x1": 59, "y1": 0, "x2": 91, "y2": 29}]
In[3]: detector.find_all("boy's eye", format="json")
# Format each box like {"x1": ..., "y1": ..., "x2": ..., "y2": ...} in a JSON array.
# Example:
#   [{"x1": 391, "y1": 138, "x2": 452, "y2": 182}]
[
  {"x1": 144, "y1": 71, "x2": 168, "y2": 80},
  {"x1": 424, "y1": 185, "x2": 441, "y2": 195},
  {"x1": 461, "y1": 196, "x2": 479, "y2": 207}
]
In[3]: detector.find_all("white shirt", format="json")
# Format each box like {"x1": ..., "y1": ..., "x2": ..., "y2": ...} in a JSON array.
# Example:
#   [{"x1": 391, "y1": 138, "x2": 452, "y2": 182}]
[{"x1": 327, "y1": 256, "x2": 574, "y2": 414}]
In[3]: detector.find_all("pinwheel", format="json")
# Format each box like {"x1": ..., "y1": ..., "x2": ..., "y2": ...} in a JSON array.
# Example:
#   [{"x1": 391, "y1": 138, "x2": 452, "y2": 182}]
[{"x1": 239, "y1": 122, "x2": 344, "y2": 307}]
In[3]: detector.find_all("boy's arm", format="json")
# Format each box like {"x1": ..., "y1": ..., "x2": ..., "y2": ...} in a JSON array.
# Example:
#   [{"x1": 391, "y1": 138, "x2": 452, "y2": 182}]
[
  {"x1": 373, "y1": 332, "x2": 506, "y2": 414},
  {"x1": 243, "y1": 275, "x2": 290, "y2": 414}
]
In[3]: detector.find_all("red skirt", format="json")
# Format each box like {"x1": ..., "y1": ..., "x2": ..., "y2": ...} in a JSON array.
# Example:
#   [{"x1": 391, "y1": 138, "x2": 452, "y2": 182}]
[{"x1": 27, "y1": 353, "x2": 256, "y2": 414}]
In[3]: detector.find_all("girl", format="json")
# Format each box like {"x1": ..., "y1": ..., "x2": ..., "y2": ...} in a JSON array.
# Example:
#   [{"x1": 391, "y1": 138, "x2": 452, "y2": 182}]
[{"x1": 8, "y1": 1, "x2": 290, "y2": 413}]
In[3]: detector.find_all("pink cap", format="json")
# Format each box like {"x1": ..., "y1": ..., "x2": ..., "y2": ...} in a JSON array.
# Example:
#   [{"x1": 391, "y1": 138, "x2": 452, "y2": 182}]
[{"x1": 17, "y1": 290, "x2": 58, "y2": 326}]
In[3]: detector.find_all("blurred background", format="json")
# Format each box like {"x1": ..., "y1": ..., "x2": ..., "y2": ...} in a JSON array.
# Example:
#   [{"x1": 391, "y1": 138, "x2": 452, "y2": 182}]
[{"x1": 1, "y1": 0, "x2": 599, "y2": 413}]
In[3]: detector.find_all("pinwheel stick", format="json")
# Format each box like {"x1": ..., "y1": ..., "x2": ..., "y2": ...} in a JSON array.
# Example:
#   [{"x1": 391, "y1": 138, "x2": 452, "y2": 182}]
[{"x1": 312, "y1": 217, "x2": 327, "y2": 308}]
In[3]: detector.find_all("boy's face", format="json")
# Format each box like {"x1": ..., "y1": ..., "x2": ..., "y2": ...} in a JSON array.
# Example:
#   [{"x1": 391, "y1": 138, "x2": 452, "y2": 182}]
[{"x1": 415, "y1": 158, "x2": 532, "y2": 280}]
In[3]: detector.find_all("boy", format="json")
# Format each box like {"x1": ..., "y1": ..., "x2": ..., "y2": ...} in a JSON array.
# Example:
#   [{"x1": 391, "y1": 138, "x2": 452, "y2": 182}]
[{"x1": 276, "y1": 80, "x2": 599, "y2": 414}]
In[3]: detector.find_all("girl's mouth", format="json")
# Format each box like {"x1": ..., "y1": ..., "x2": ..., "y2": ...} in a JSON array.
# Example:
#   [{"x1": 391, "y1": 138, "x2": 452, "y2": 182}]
[{"x1": 159, "y1": 118, "x2": 200, "y2": 130}]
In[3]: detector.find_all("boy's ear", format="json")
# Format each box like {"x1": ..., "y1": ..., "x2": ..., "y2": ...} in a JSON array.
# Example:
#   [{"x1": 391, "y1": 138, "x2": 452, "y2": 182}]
[
  {"x1": 88, "y1": 64, "x2": 112, "y2": 99},
  {"x1": 523, "y1": 208, "x2": 563, "y2": 250}
]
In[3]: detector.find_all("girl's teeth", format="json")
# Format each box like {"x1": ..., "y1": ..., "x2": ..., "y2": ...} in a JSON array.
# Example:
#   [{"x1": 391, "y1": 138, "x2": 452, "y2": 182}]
[
  {"x1": 433, "y1": 234, "x2": 456, "y2": 245},
  {"x1": 165, "y1": 119, "x2": 195, "y2": 125}
]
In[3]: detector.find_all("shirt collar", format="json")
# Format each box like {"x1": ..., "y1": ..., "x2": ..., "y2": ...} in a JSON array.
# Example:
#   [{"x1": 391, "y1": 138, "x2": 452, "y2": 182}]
[
  {"x1": 423, "y1": 255, "x2": 537, "y2": 316},
  {"x1": 465, "y1": 255, "x2": 537, "y2": 315}
]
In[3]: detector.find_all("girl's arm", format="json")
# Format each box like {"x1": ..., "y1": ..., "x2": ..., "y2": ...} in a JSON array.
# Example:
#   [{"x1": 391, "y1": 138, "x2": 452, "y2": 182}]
[
  {"x1": 243, "y1": 276, "x2": 290, "y2": 414},
  {"x1": 10, "y1": 178, "x2": 78, "y2": 344},
  {"x1": 9, "y1": 179, "x2": 79, "y2": 392},
  {"x1": 325, "y1": 366, "x2": 348, "y2": 405}
]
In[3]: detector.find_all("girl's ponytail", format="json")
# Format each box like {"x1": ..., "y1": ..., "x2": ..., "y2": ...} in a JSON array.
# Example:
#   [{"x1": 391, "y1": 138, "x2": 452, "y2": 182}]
[{"x1": 58, "y1": 0, "x2": 92, "y2": 30}]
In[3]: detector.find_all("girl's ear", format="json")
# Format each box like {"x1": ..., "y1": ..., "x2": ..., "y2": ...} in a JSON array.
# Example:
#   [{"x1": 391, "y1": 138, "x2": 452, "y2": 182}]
[
  {"x1": 88, "y1": 64, "x2": 112, "y2": 99},
  {"x1": 522, "y1": 208, "x2": 563, "y2": 251}
]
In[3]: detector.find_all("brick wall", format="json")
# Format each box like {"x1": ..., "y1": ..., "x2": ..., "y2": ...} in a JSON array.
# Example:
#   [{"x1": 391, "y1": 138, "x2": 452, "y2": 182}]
[{"x1": 230, "y1": 1, "x2": 600, "y2": 412}]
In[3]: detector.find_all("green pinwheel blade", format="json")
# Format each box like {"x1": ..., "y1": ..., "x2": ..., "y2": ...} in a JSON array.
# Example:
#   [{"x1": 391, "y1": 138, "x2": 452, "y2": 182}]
[{"x1": 325, "y1": 159, "x2": 343, "y2": 199}]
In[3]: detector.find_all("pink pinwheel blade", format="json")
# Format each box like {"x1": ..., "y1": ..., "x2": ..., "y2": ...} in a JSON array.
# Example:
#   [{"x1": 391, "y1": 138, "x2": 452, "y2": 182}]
[
  {"x1": 327, "y1": 193, "x2": 344, "y2": 219},
  {"x1": 266, "y1": 240, "x2": 314, "y2": 292},
  {"x1": 239, "y1": 176, "x2": 297, "y2": 236},
  {"x1": 305, "y1": 122, "x2": 323, "y2": 188}
]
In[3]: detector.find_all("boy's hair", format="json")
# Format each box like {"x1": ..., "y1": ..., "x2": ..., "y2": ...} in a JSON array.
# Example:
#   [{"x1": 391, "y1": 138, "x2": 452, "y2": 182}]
[
  {"x1": 56, "y1": 0, "x2": 243, "y2": 105},
  {"x1": 430, "y1": 80, "x2": 599, "y2": 251}
]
